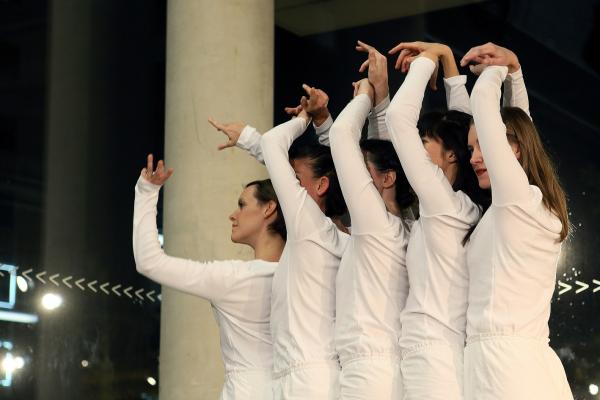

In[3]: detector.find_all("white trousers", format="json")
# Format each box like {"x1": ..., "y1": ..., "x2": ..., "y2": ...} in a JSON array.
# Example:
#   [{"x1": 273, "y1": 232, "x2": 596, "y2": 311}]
[
  {"x1": 401, "y1": 342, "x2": 463, "y2": 400},
  {"x1": 221, "y1": 369, "x2": 273, "y2": 400},
  {"x1": 464, "y1": 335, "x2": 573, "y2": 400},
  {"x1": 339, "y1": 354, "x2": 402, "y2": 400},
  {"x1": 272, "y1": 361, "x2": 340, "y2": 400}
]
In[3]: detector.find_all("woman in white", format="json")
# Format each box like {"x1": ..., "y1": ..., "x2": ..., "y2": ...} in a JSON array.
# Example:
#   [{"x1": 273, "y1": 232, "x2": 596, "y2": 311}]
[
  {"x1": 133, "y1": 154, "x2": 285, "y2": 400},
  {"x1": 461, "y1": 42, "x2": 573, "y2": 400},
  {"x1": 385, "y1": 41, "x2": 485, "y2": 400},
  {"x1": 328, "y1": 41, "x2": 413, "y2": 400},
  {"x1": 259, "y1": 99, "x2": 350, "y2": 400}
]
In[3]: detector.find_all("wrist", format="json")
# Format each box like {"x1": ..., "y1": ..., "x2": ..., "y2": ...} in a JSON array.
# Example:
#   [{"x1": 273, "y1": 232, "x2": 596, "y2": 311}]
[
  {"x1": 312, "y1": 109, "x2": 331, "y2": 127},
  {"x1": 373, "y1": 82, "x2": 388, "y2": 107}
]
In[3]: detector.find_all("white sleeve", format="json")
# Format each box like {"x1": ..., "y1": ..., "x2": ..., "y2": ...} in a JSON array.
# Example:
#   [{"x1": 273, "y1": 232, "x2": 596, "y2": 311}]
[
  {"x1": 502, "y1": 67, "x2": 532, "y2": 120},
  {"x1": 330, "y1": 94, "x2": 391, "y2": 233},
  {"x1": 314, "y1": 114, "x2": 333, "y2": 146},
  {"x1": 261, "y1": 118, "x2": 326, "y2": 239},
  {"x1": 444, "y1": 75, "x2": 472, "y2": 114},
  {"x1": 367, "y1": 95, "x2": 391, "y2": 140},
  {"x1": 132, "y1": 176, "x2": 243, "y2": 303},
  {"x1": 470, "y1": 66, "x2": 531, "y2": 206},
  {"x1": 236, "y1": 125, "x2": 265, "y2": 164},
  {"x1": 386, "y1": 57, "x2": 460, "y2": 216}
]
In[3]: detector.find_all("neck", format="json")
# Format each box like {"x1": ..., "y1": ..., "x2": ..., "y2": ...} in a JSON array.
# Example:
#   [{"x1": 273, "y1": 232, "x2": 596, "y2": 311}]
[
  {"x1": 382, "y1": 187, "x2": 401, "y2": 217},
  {"x1": 444, "y1": 164, "x2": 458, "y2": 188},
  {"x1": 253, "y1": 232, "x2": 285, "y2": 262}
]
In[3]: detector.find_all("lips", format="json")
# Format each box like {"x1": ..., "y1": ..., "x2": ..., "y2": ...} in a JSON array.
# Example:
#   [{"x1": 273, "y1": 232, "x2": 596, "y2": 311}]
[{"x1": 475, "y1": 168, "x2": 487, "y2": 177}]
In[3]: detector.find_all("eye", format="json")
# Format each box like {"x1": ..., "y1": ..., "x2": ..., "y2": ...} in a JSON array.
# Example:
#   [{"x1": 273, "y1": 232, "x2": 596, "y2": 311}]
[{"x1": 467, "y1": 146, "x2": 474, "y2": 155}]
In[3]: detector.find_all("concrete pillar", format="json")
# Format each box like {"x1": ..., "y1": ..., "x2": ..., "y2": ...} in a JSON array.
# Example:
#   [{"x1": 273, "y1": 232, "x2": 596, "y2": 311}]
[{"x1": 161, "y1": 1, "x2": 274, "y2": 398}]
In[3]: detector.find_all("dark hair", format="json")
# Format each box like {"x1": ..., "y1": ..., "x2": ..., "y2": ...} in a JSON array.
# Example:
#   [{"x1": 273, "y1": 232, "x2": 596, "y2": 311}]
[
  {"x1": 245, "y1": 179, "x2": 287, "y2": 241},
  {"x1": 359, "y1": 139, "x2": 415, "y2": 210},
  {"x1": 418, "y1": 110, "x2": 491, "y2": 244},
  {"x1": 288, "y1": 137, "x2": 348, "y2": 218}
]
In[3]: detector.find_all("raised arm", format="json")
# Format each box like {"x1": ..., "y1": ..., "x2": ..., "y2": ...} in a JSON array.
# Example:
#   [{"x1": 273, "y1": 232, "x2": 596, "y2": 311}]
[
  {"x1": 285, "y1": 85, "x2": 333, "y2": 146},
  {"x1": 386, "y1": 51, "x2": 459, "y2": 216},
  {"x1": 503, "y1": 67, "x2": 531, "y2": 120},
  {"x1": 133, "y1": 155, "x2": 242, "y2": 303},
  {"x1": 330, "y1": 80, "x2": 390, "y2": 232},
  {"x1": 261, "y1": 110, "x2": 325, "y2": 238},
  {"x1": 462, "y1": 43, "x2": 532, "y2": 205},
  {"x1": 208, "y1": 118, "x2": 265, "y2": 163}
]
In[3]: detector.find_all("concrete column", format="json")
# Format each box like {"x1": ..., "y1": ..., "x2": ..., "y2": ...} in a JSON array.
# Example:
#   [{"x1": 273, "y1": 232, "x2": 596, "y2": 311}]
[{"x1": 161, "y1": 1, "x2": 274, "y2": 398}]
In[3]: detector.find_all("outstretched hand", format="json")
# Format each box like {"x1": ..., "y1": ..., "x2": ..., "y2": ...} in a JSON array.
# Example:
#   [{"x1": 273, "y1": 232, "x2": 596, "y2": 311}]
[
  {"x1": 352, "y1": 78, "x2": 375, "y2": 105},
  {"x1": 388, "y1": 41, "x2": 453, "y2": 90},
  {"x1": 355, "y1": 40, "x2": 388, "y2": 105},
  {"x1": 286, "y1": 84, "x2": 328, "y2": 126},
  {"x1": 141, "y1": 154, "x2": 174, "y2": 186},
  {"x1": 460, "y1": 42, "x2": 520, "y2": 73},
  {"x1": 208, "y1": 118, "x2": 246, "y2": 150}
]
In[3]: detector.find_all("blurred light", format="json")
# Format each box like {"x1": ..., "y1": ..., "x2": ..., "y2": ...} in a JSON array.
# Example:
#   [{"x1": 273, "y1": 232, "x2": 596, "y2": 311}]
[
  {"x1": 1, "y1": 354, "x2": 16, "y2": 374},
  {"x1": 0, "y1": 310, "x2": 38, "y2": 324},
  {"x1": 147, "y1": 376, "x2": 157, "y2": 386},
  {"x1": 16, "y1": 276, "x2": 28, "y2": 293},
  {"x1": 158, "y1": 234, "x2": 164, "y2": 247},
  {"x1": 81, "y1": 360, "x2": 89, "y2": 368},
  {"x1": 41, "y1": 293, "x2": 63, "y2": 310},
  {"x1": 13, "y1": 357, "x2": 24, "y2": 370},
  {"x1": 590, "y1": 384, "x2": 599, "y2": 395}
]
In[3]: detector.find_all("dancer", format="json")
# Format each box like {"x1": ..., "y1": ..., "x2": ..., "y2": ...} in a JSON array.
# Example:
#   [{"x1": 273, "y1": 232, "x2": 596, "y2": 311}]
[
  {"x1": 385, "y1": 41, "x2": 486, "y2": 400},
  {"x1": 133, "y1": 154, "x2": 285, "y2": 400},
  {"x1": 461, "y1": 42, "x2": 573, "y2": 400},
  {"x1": 260, "y1": 98, "x2": 349, "y2": 400},
  {"x1": 329, "y1": 41, "x2": 413, "y2": 399}
]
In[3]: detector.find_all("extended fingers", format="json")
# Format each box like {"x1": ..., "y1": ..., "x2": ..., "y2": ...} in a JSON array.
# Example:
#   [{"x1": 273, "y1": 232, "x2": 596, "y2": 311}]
[
  {"x1": 146, "y1": 154, "x2": 154, "y2": 174},
  {"x1": 355, "y1": 40, "x2": 374, "y2": 53}
]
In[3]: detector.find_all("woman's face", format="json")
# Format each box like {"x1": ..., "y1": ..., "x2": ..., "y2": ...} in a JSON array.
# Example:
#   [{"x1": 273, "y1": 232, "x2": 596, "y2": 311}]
[
  {"x1": 468, "y1": 125, "x2": 490, "y2": 189},
  {"x1": 228, "y1": 185, "x2": 267, "y2": 245}
]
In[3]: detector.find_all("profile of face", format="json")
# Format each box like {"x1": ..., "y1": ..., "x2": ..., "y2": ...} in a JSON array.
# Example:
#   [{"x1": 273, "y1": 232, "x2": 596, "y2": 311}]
[
  {"x1": 228, "y1": 185, "x2": 272, "y2": 246},
  {"x1": 363, "y1": 151, "x2": 395, "y2": 196},
  {"x1": 422, "y1": 136, "x2": 455, "y2": 176},
  {"x1": 290, "y1": 157, "x2": 329, "y2": 205},
  {"x1": 468, "y1": 124, "x2": 520, "y2": 189}
]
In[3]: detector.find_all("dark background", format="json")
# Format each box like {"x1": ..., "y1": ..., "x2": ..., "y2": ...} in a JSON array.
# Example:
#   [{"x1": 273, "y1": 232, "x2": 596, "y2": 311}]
[{"x1": 1, "y1": 0, "x2": 598, "y2": 399}]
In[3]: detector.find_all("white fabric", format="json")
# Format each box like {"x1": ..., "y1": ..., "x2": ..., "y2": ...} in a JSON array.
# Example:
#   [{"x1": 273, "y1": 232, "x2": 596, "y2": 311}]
[
  {"x1": 444, "y1": 74, "x2": 471, "y2": 114},
  {"x1": 386, "y1": 57, "x2": 481, "y2": 400},
  {"x1": 464, "y1": 336, "x2": 573, "y2": 400},
  {"x1": 339, "y1": 355, "x2": 402, "y2": 400},
  {"x1": 401, "y1": 342, "x2": 463, "y2": 400},
  {"x1": 237, "y1": 125, "x2": 265, "y2": 163},
  {"x1": 502, "y1": 68, "x2": 531, "y2": 119},
  {"x1": 222, "y1": 370, "x2": 273, "y2": 400},
  {"x1": 272, "y1": 361, "x2": 340, "y2": 400},
  {"x1": 133, "y1": 177, "x2": 275, "y2": 399},
  {"x1": 261, "y1": 118, "x2": 349, "y2": 388},
  {"x1": 329, "y1": 93, "x2": 409, "y2": 397},
  {"x1": 466, "y1": 66, "x2": 571, "y2": 398}
]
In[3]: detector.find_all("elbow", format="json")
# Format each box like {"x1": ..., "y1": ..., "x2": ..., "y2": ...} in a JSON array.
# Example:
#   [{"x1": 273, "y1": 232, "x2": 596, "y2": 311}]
[{"x1": 328, "y1": 121, "x2": 352, "y2": 146}]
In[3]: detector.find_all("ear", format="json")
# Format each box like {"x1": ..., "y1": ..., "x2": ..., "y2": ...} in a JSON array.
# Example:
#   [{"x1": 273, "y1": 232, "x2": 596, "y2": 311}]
[
  {"x1": 263, "y1": 200, "x2": 277, "y2": 219},
  {"x1": 513, "y1": 144, "x2": 521, "y2": 161},
  {"x1": 316, "y1": 176, "x2": 330, "y2": 197},
  {"x1": 382, "y1": 170, "x2": 397, "y2": 189},
  {"x1": 446, "y1": 150, "x2": 457, "y2": 163}
]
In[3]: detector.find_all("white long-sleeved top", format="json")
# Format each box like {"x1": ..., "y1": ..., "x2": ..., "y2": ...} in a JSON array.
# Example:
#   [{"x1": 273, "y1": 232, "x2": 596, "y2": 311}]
[
  {"x1": 132, "y1": 177, "x2": 276, "y2": 374},
  {"x1": 386, "y1": 57, "x2": 482, "y2": 349},
  {"x1": 329, "y1": 93, "x2": 410, "y2": 363},
  {"x1": 260, "y1": 118, "x2": 350, "y2": 373},
  {"x1": 466, "y1": 66, "x2": 562, "y2": 339}
]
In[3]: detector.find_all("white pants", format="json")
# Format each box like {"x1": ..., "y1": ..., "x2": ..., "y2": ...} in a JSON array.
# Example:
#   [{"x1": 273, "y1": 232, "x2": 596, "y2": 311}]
[
  {"x1": 272, "y1": 361, "x2": 340, "y2": 400},
  {"x1": 464, "y1": 335, "x2": 573, "y2": 400},
  {"x1": 221, "y1": 369, "x2": 273, "y2": 400},
  {"x1": 401, "y1": 342, "x2": 463, "y2": 400},
  {"x1": 339, "y1": 354, "x2": 402, "y2": 400}
]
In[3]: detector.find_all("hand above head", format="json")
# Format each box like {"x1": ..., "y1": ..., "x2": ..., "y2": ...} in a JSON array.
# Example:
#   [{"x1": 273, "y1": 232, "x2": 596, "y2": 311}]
[
  {"x1": 208, "y1": 118, "x2": 246, "y2": 150},
  {"x1": 292, "y1": 84, "x2": 329, "y2": 126},
  {"x1": 388, "y1": 41, "x2": 456, "y2": 89},
  {"x1": 460, "y1": 42, "x2": 520, "y2": 74},
  {"x1": 141, "y1": 154, "x2": 174, "y2": 186},
  {"x1": 355, "y1": 40, "x2": 389, "y2": 106},
  {"x1": 352, "y1": 78, "x2": 375, "y2": 105}
]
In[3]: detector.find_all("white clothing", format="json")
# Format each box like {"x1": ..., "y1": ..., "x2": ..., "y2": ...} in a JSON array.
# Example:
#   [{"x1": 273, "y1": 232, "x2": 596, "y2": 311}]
[
  {"x1": 338, "y1": 355, "x2": 402, "y2": 400},
  {"x1": 464, "y1": 335, "x2": 573, "y2": 400},
  {"x1": 132, "y1": 177, "x2": 275, "y2": 400},
  {"x1": 444, "y1": 74, "x2": 472, "y2": 114},
  {"x1": 401, "y1": 342, "x2": 463, "y2": 400},
  {"x1": 386, "y1": 56, "x2": 481, "y2": 400},
  {"x1": 466, "y1": 66, "x2": 572, "y2": 398},
  {"x1": 260, "y1": 118, "x2": 349, "y2": 389},
  {"x1": 330, "y1": 94, "x2": 409, "y2": 398},
  {"x1": 272, "y1": 361, "x2": 340, "y2": 400}
]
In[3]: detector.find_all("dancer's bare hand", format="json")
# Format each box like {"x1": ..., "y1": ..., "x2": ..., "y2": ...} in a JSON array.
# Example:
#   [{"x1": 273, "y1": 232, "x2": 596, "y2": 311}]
[
  {"x1": 356, "y1": 40, "x2": 388, "y2": 105},
  {"x1": 388, "y1": 41, "x2": 451, "y2": 90},
  {"x1": 208, "y1": 118, "x2": 245, "y2": 150},
  {"x1": 141, "y1": 154, "x2": 174, "y2": 186},
  {"x1": 296, "y1": 84, "x2": 329, "y2": 126},
  {"x1": 352, "y1": 78, "x2": 375, "y2": 104},
  {"x1": 460, "y1": 42, "x2": 520, "y2": 73}
]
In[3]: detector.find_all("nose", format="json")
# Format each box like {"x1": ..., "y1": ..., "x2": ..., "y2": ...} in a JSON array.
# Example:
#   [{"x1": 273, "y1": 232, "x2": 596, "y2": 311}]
[
  {"x1": 470, "y1": 148, "x2": 482, "y2": 166},
  {"x1": 229, "y1": 210, "x2": 237, "y2": 222}
]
